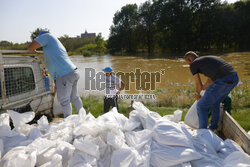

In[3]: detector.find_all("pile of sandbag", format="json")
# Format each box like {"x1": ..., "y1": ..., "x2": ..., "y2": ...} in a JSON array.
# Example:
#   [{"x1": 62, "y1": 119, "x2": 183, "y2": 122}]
[{"x1": 0, "y1": 102, "x2": 249, "y2": 167}]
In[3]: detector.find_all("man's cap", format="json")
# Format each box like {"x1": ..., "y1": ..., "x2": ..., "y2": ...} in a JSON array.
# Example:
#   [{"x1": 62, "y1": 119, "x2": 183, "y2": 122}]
[
  {"x1": 102, "y1": 67, "x2": 112, "y2": 72},
  {"x1": 38, "y1": 30, "x2": 49, "y2": 36}
]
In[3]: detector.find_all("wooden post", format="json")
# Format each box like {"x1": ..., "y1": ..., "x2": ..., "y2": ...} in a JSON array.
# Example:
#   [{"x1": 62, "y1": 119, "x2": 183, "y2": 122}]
[
  {"x1": 0, "y1": 50, "x2": 7, "y2": 105},
  {"x1": 126, "y1": 100, "x2": 134, "y2": 118},
  {"x1": 222, "y1": 110, "x2": 250, "y2": 154}
]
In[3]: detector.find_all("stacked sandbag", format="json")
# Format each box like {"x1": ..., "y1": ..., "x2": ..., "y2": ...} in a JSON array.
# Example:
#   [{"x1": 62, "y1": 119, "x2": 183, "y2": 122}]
[{"x1": 0, "y1": 102, "x2": 249, "y2": 167}]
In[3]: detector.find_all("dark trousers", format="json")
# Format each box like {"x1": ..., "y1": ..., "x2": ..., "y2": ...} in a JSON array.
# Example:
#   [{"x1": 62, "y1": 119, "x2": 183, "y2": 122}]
[{"x1": 104, "y1": 95, "x2": 119, "y2": 113}]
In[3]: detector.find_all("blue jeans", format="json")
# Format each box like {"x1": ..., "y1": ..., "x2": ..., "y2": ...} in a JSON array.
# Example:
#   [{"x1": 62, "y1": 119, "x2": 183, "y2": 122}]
[
  {"x1": 197, "y1": 73, "x2": 239, "y2": 130},
  {"x1": 56, "y1": 70, "x2": 83, "y2": 118}
]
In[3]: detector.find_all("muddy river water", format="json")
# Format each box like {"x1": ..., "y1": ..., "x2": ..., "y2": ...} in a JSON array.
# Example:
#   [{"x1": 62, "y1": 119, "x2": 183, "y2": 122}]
[{"x1": 70, "y1": 52, "x2": 249, "y2": 103}]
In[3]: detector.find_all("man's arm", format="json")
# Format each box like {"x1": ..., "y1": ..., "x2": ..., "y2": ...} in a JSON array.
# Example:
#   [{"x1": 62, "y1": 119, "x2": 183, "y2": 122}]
[
  {"x1": 28, "y1": 41, "x2": 41, "y2": 53},
  {"x1": 117, "y1": 81, "x2": 125, "y2": 95},
  {"x1": 194, "y1": 74, "x2": 203, "y2": 100},
  {"x1": 202, "y1": 77, "x2": 213, "y2": 90}
]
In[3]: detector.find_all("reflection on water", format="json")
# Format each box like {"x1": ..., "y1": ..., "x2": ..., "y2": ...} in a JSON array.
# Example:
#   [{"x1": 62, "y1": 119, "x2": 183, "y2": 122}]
[{"x1": 71, "y1": 52, "x2": 250, "y2": 103}]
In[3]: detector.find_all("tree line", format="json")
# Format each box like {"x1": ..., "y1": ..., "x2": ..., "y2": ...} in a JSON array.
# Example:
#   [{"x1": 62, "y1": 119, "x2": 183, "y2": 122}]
[
  {"x1": 107, "y1": 0, "x2": 250, "y2": 56},
  {"x1": 1, "y1": 0, "x2": 249, "y2": 57},
  {"x1": 0, "y1": 28, "x2": 107, "y2": 56}
]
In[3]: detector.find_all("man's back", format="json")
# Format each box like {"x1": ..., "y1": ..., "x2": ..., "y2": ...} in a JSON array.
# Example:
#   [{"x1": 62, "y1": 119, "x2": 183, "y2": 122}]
[
  {"x1": 190, "y1": 56, "x2": 236, "y2": 81},
  {"x1": 35, "y1": 33, "x2": 76, "y2": 80}
]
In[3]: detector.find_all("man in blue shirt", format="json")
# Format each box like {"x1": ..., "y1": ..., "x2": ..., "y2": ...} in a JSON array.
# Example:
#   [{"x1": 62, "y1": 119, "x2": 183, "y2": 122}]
[{"x1": 28, "y1": 30, "x2": 83, "y2": 117}]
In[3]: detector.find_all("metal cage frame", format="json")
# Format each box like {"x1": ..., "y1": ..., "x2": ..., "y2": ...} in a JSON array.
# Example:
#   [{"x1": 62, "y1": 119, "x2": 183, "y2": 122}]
[{"x1": 0, "y1": 50, "x2": 53, "y2": 114}]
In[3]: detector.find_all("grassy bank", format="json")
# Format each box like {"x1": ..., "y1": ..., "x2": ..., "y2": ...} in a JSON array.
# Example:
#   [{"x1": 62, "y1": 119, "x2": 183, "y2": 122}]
[{"x1": 72, "y1": 95, "x2": 250, "y2": 132}]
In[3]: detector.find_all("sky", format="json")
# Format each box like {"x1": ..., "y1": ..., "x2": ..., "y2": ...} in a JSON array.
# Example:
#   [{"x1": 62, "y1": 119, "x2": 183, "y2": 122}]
[{"x1": 0, "y1": 0, "x2": 238, "y2": 43}]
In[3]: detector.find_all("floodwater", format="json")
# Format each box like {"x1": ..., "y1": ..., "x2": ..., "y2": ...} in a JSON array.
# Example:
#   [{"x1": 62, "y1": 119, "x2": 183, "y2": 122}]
[{"x1": 71, "y1": 52, "x2": 250, "y2": 103}]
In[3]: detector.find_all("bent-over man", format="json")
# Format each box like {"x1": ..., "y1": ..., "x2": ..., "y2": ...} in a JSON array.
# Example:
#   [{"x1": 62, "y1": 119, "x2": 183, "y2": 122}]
[
  {"x1": 28, "y1": 30, "x2": 83, "y2": 118},
  {"x1": 184, "y1": 51, "x2": 238, "y2": 130}
]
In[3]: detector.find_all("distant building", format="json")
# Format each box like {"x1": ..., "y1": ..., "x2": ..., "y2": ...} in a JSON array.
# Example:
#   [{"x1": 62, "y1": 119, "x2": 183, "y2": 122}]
[{"x1": 81, "y1": 30, "x2": 96, "y2": 38}]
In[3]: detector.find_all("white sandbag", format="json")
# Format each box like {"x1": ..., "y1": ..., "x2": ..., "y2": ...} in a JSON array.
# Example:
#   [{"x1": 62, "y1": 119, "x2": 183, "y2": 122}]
[
  {"x1": 73, "y1": 121, "x2": 101, "y2": 137},
  {"x1": 223, "y1": 151, "x2": 250, "y2": 167},
  {"x1": 190, "y1": 135, "x2": 223, "y2": 167},
  {"x1": 40, "y1": 154, "x2": 63, "y2": 167},
  {"x1": 98, "y1": 122, "x2": 125, "y2": 143},
  {"x1": 44, "y1": 126, "x2": 73, "y2": 143},
  {"x1": 54, "y1": 141, "x2": 75, "y2": 167},
  {"x1": 138, "y1": 144, "x2": 151, "y2": 167},
  {"x1": 2, "y1": 103, "x2": 249, "y2": 167},
  {"x1": 78, "y1": 107, "x2": 87, "y2": 120},
  {"x1": 53, "y1": 94, "x2": 64, "y2": 116},
  {"x1": 38, "y1": 148, "x2": 57, "y2": 166},
  {"x1": 163, "y1": 114, "x2": 174, "y2": 121},
  {"x1": 35, "y1": 141, "x2": 74, "y2": 167},
  {"x1": 0, "y1": 146, "x2": 37, "y2": 167},
  {"x1": 173, "y1": 110, "x2": 183, "y2": 123},
  {"x1": 0, "y1": 125, "x2": 13, "y2": 138},
  {"x1": 125, "y1": 129, "x2": 153, "y2": 150},
  {"x1": 68, "y1": 150, "x2": 97, "y2": 167},
  {"x1": 97, "y1": 146, "x2": 112, "y2": 167},
  {"x1": 181, "y1": 162, "x2": 192, "y2": 167},
  {"x1": 0, "y1": 113, "x2": 10, "y2": 126},
  {"x1": 196, "y1": 129, "x2": 224, "y2": 151},
  {"x1": 184, "y1": 100, "x2": 199, "y2": 129},
  {"x1": 27, "y1": 138, "x2": 56, "y2": 154},
  {"x1": 153, "y1": 120, "x2": 191, "y2": 147},
  {"x1": 110, "y1": 148, "x2": 143, "y2": 167},
  {"x1": 27, "y1": 138, "x2": 56, "y2": 166},
  {"x1": 7, "y1": 110, "x2": 35, "y2": 127},
  {"x1": 97, "y1": 107, "x2": 129, "y2": 130},
  {"x1": 2, "y1": 133, "x2": 27, "y2": 154},
  {"x1": 223, "y1": 139, "x2": 244, "y2": 153},
  {"x1": 129, "y1": 110, "x2": 142, "y2": 123},
  {"x1": 64, "y1": 107, "x2": 87, "y2": 127},
  {"x1": 28, "y1": 127, "x2": 42, "y2": 140},
  {"x1": 107, "y1": 131, "x2": 127, "y2": 149},
  {"x1": 123, "y1": 119, "x2": 141, "y2": 131},
  {"x1": 150, "y1": 141, "x2": 201, "y2": 167},
  {"x1": 7, "y1": 113, "x2": 37, "y2": 139},
  {"x1": 97, "y1": 107, "x2": 140, "y2": 131},
  {"x1": 0, "y1": 138, "x2": 4, "y2": 159},
  {"x1": 37, "y1": 115, "x2": 49, "y2": 130},
  {"x1": 171, "y1": 162, "x2": 192, "y2": 167},
  {"x1": 191, "y1": 157, "x2": 223, "y2": 167},
  {"x1": 85, "y1": 112, "x2": 96, "y2": 121},
  {"x1": 14, "y1": 124, "x2": 36, "y2": 136},
  {"x1": 145, "y1": 112, "x2": 162, "y2": 130},
  {"x1": 128, "y1": 110, "x2": 143, "y2": 131},
  {"x1": 132, "y1": 102, "x2": 151, "y2": 116},
  {"x1": 90, "y1": 136, "x2": 108, "y2": 158},
  {"x1": 184, "y1": 90, "x2": 206, "y2": 129},
  {"x1": 163, "y1": 110, "x2": 183, "y2": 123},
  {"x1": 47, "y1": 121, "x2": 74, "y2": 134},
  {"x1": 131, "y1": 102, "x2": 156, "y2": 129},
  {"x1": 73, "y1": 138, "x2": 100, "y2": 159}
]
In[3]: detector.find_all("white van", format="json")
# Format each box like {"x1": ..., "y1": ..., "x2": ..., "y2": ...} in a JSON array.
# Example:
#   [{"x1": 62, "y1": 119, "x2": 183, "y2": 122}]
[{"x1": 0, "y1": 50, "x2": 53, "y2": 116}]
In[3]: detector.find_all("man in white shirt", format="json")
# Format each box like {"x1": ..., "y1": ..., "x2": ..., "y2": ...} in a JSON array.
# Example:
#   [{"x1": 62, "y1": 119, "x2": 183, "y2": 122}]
[{"x1": 103, "y1": 67, "x2": 125, "y2": 113}]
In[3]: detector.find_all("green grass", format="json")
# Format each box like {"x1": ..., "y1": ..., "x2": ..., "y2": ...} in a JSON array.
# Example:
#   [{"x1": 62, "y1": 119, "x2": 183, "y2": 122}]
[
  {"x1": 231, "y1": 108, "x2": 250, "y2": 132},
  {"x1": 72, "y1": 95, "x2": 128, "y2": 117},
  {"x1": 147, "y1": 106, "x2": 188, "y2": 121},
  {"x1": 72, "y1": 95, "x2": 250, "y2": 132},
  {"x1": 148, "y1": 106, "x2": 250, "y2": 131}
]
